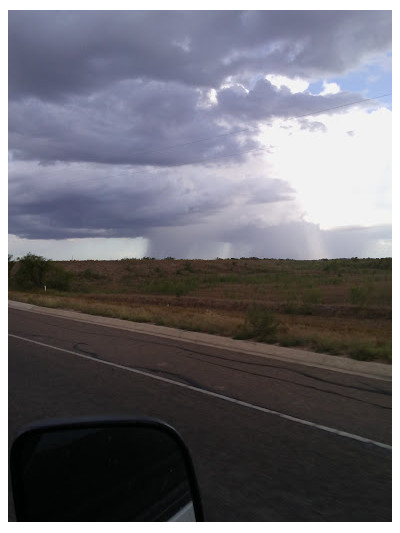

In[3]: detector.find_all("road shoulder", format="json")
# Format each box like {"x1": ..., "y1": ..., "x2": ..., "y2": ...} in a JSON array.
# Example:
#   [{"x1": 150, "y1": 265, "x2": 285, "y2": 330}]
[{"x1": 8, "y1": 300, "x2": 391, "y2": 381}]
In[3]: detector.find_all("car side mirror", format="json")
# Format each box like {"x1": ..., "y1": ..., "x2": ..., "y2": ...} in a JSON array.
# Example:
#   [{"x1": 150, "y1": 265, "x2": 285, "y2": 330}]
[{"x1": 10, "y1": 418, "x2": 203, "y2": 521}]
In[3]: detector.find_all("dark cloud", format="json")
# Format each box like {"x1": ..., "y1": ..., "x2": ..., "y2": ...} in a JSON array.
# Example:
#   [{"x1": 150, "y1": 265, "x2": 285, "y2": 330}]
[
  {"x1": 9, "y1": 11, "x2": 391, "y2": 168},
  {"x1": 8, "y1": 11, "x2": 392, "y2": 258},
  {"x1": 8, "y1": 80, "x2": 259, "y2": 166},
  {"x1": 8, "y1": 163, "x2": 295, "y2": 240},
  {"x1": 8, "y1": 69, "x2": 373, "y2": 167},
  {"x1": 9, "y1": 11, "x2": 391, "y2": 100}
]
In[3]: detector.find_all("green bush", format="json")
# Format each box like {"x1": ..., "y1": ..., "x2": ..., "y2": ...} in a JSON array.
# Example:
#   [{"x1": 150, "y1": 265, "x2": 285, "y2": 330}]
[
  {"x1": 13, "y1": 253, "x2": 50, "y2": 290},
  {"x1": 143, "y1": 278, "x2": 198, "y2": 297},
  {"x1": 183, "y1": 261, "x2": 194, "y2": 273},
  {"x1": 303, "y1": 287, "x2": 322, "y2": 305},
  {"x1": 349, "y1": 286, "x2": 370, "y2": 307},
  {"x1": 348, "y1": 342, "x2": 391, "y2": 362},
  {"x1": 81, "y1": 268, "x2": 104, "y2": 280},
  {"x1": 238, "y1": 304, "x2": 280, "y2": 342},
  {"x1": 45, "y1": 265, "x2": 73, "y2": 291},
  {"x1": 8, "y1": 254, "x2": 15, "y2": 277},
  {"x1": 12, "y1": 253, "x2": 72, "y2": 291}
]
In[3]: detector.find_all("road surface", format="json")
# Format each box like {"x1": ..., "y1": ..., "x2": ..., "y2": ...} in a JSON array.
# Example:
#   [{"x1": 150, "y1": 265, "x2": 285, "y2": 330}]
[{"x1": 8, "y1": 304, "x2": 392, "y2": 521}]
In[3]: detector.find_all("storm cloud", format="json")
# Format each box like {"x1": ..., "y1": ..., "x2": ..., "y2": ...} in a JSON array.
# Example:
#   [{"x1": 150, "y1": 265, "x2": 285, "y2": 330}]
[
  {"x1": 8, "y1": 10, "x2": 392, "y2": 259},
  {"x1": 9, "y1": 161, "x2": 295, "y2": 240},
  {"x1": 9, "y1": 11, "x2": 391, "y2": 99}
]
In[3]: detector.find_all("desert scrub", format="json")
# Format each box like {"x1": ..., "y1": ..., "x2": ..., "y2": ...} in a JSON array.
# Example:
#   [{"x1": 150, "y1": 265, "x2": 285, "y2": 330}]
[
  {"x1": 9, "y1": 258, "x2": 391, "y2": 363},
  {"x1": 142, "y1": 278, "x2": 199, "y2": 297},
  {"x1": 10, "y1": 253, "x2": 73, "y2": 291},
  {"x1": 347, "y1": 341, "x2": 391, "y2": 362},
  {"x1": 81, "y1": 268, "x2": 106, "y2": 281},
  {"x1": 236, "y1": 304, "x2": 280, "y2": 342}
]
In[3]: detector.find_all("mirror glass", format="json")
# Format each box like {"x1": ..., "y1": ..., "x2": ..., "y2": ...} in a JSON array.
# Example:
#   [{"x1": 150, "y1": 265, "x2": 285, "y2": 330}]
[{"x1": 11, "y1": 421, "x2": 201, "y2": 521}]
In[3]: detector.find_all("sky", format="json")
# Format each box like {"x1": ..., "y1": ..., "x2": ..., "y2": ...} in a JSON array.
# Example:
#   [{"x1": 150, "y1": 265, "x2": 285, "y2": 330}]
[{"x1": 7, "y1": 6, "x2": 393, "y2": 260}]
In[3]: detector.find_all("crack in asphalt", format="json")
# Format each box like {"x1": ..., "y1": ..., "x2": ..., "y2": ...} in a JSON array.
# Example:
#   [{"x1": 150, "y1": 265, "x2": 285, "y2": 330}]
[
  {"x1": 18, "y1": 326, "x2": 390, "y2": 411},
  {"x1": 10, "y1": 310, "x2": 391, "y2": 405},
  {"x1": 183, "y1": 354, "x2": 391, "y2": 410},
  {"x1": 177, "y1": 348, "x2": 392, "y2": 398}
]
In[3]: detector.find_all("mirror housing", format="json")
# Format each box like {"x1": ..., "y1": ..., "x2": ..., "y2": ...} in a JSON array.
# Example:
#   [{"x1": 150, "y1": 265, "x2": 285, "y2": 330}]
[{"x1": 10, "y1": 417, "x2": 203, "y2": 522}]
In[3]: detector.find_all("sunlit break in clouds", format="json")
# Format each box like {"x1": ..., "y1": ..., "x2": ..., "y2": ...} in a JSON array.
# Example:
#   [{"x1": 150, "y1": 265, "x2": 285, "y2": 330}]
[{"x1": 8, "y1": 9, "x2": 392, "y2": 260}]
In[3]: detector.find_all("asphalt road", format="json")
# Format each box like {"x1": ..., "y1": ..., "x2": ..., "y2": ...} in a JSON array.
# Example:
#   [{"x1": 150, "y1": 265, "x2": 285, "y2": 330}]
[{"x1": 8, "y1": 306, "x2": 392, "y2": 521}]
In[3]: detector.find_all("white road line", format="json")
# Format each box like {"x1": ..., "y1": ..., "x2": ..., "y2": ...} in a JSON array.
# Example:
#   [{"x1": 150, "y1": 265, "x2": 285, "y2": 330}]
[{"x1": 9, "y1": 333, "x2": 392, "y2": 451}]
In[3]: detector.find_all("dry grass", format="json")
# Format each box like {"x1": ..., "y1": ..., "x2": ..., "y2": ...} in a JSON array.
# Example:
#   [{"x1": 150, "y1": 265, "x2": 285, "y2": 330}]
[
  {"x1": 8, "y1": 292, "x2": 244, "y2": 336},
  {"x1": 9, "y1": 257, "x2": 392, "y2": 363}
]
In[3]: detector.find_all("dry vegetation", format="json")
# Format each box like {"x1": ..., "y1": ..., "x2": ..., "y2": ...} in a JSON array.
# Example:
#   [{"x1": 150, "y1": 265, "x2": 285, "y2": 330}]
[{"x1": 9, "y1": 257, "x2": 392, "y2": 363}]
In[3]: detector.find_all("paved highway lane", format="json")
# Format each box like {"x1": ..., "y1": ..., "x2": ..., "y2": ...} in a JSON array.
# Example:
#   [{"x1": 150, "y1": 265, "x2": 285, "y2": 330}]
[{"x1": 8, "y1": 307, "x2": 392, "y2": 521}]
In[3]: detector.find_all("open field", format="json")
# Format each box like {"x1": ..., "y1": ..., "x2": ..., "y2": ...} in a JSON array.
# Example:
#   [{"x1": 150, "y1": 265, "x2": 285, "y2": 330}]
[{"x1": 8, "y1": 257, "x2": 392, "y2": 363}]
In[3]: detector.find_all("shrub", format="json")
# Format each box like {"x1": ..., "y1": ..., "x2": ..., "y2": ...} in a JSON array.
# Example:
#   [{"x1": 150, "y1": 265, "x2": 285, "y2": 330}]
[
  {"x1": 13, "y1": 253, "x2": 50, "y2": 290},
  {"x1": 81, "y1": 268, "x2": 104, "y2": 280},
  {"x1": 12, "y1": 253, "x2": 72, "y2": 291},
  {"x1": 238, "y1": 304, "x2": 280, "y2": 342},
  {"x1": 349, "y1": 286, "x2": 370, "y2": 307},
  {"x1": 184, "y1": 261, "x2": 194, "y2": 273},
  {"x1": 8, "y1": 254, "x2": 15, "y2": 277},
  {"x1": 143, "y1": 278, "x2": 198, "y2": 297},
  {"x1": 45, "y1": 265, "x2": 73, "y2": 291},
  {"x1": 348, "y1": 342, "x2": 391, "y2": 362},
  {"x1": 303, "y1": 288, "x2": 322, "y2": 305}
]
